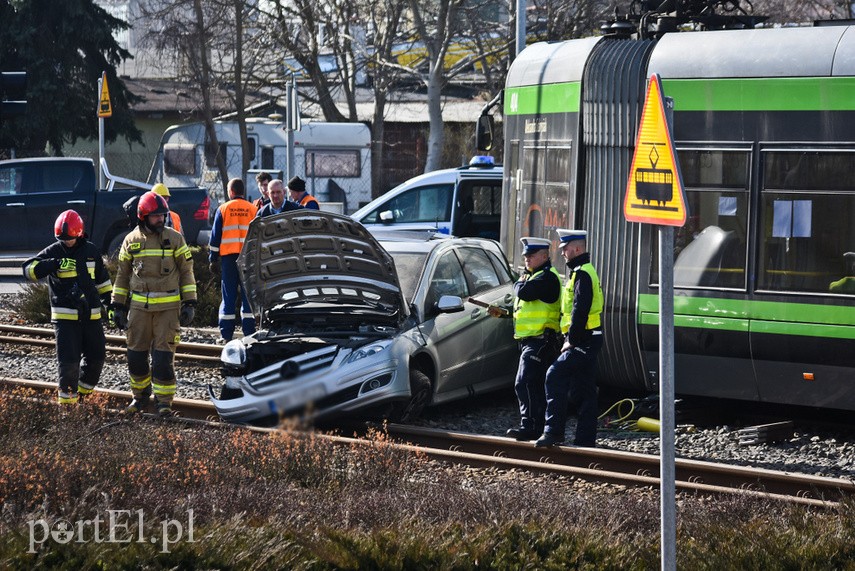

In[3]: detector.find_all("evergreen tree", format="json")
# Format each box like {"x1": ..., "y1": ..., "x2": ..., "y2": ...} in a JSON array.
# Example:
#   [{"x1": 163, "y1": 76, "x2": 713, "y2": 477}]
[{"x1": 0, "y1": 0, "x2": 141, "y2": 155}]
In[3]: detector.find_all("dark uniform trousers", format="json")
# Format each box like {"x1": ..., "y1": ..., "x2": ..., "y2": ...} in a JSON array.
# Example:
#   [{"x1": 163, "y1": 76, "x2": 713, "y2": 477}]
[
  {"x1": 515, "y1": 335, "x2": 558, "y2": 432},
  {"x1": 219, "y1": 253, "x2": 255, "y2": 341},
  {"x1": 543, "y1": 334, "x2": 603, "y2": 446},
  {"x1": 55, "y1": 319, "x2": 106, "y2": 396}
]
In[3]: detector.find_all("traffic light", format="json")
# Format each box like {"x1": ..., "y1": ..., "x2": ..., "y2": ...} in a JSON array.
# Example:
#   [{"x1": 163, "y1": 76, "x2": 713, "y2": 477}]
[{"x1": 0, "y1": 71, "x2": 27, "y2": 121}]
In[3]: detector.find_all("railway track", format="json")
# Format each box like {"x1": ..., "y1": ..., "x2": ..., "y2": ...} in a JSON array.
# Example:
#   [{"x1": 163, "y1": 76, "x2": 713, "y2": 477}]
[
  {"x1": 1, "y1": 376, "x2": 851, "y2": 508},
  {"x1": 0, "y1": 323, "x2": 222, "y2": 362}
]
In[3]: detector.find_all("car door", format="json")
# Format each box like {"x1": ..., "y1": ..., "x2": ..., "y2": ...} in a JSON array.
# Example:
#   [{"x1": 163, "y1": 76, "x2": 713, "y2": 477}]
[
  {"x1": 457, "y1": 246, "x2": 518, "y2": 390},
  {"x1": 0, "y1": 164, "x2": 28, "y2": 251},
  {"x1": 419, "y1": 249, "x2": 485, "y2": 395},
  {"x1": 24, "y1": 162, "x2": 96, "y2": 249}
]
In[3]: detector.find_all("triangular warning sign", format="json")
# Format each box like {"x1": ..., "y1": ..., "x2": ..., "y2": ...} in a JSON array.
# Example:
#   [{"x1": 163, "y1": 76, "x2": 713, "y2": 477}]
[
  {"x1": 97, "y1": 72, "x2": 112, "y2": 118},
  {"x1": 623, "y1": 74, "x2": 687, "y2": 226}
]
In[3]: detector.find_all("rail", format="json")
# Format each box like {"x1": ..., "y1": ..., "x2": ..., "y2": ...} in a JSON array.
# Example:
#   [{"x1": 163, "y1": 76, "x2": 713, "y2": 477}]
[{"x1": 1, "y1": 376, "x2": 850, "y2": 509}]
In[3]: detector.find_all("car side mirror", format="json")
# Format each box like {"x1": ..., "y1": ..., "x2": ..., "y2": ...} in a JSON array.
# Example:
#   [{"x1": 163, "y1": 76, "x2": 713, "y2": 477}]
[
  {"x1": 379, "y1": 210, "x2": 394, "y2": 222},
  {"x1": 437, "y1": 295, "x2": 465, "y2": 313}
]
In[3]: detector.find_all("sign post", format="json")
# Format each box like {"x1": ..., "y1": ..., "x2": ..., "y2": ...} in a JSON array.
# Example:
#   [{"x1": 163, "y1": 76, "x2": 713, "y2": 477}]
[
  {"x1": 623, "y1": 73, "x2": 687, "y2": 571},
  {"x1": 97, "y1": 71, "x2": 113, "y2": 189}
]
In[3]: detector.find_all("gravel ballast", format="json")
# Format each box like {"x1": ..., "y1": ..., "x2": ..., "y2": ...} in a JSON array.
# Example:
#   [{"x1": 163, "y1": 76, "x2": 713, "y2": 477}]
[{"x1": 1, "y1": 295, "x2": 853, "y2": 482}]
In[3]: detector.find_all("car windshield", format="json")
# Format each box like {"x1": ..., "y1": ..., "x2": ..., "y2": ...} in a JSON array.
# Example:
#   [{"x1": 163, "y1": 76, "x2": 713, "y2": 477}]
[{"x1": 390, "y1": 252, "x2": 427, "y2": 302}]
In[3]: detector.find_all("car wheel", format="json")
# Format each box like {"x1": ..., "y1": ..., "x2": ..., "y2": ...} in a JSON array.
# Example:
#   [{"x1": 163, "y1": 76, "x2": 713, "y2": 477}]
[{"x1": 387, "y1": 368, "x2": 431, "y2": 423}]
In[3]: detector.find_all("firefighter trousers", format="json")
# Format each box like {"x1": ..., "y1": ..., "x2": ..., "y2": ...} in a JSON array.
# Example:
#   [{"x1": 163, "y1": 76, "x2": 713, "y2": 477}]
[
  {"x1": 54, "y1": 319, "x2": 106, "y2": 403},
  {"x1": 126, "y1": 308, "x2": 180, "y2": 406}
]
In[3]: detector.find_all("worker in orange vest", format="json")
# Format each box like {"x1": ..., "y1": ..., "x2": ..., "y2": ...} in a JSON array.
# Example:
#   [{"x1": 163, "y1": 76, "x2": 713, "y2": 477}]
[
  {"x1": 152, "y1": 183, "x2": 183, "y2": 235},
  {"x1": 287, "y1": 176, "x2": 319, "y2": 210},
  {"x1": 208, "y1": 178, "x2": 258, "y2": 342}
]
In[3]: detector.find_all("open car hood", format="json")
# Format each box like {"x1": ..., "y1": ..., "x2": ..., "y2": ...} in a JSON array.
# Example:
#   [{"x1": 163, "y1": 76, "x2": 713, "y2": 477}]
[{"x1": 238, "y1": 211, "x2": 408, "y2": 324}]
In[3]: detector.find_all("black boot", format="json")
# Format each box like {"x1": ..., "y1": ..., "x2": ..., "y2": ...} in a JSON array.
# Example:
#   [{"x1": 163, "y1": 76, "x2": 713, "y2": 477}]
[{"x1": 124, "y1": 395, "x2": 150, "y2": 414}]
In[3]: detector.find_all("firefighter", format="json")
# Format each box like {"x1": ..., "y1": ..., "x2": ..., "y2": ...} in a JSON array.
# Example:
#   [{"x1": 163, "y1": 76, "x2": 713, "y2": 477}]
[
  {"x1": 488, "y1": 237, "x2": 561, "y2": 440},
  {"x1": 208, "y1": 178, "x2": 258, "y2": 342},
  {"x1": 109, "y1": 191, "x2": 197, "y2": 415},
  {"x1": 152, "y1": 183, "x2": 183, "y2": 235},
  {"x1": 536, "y1": 229, "x2": 605, "y2": 448},
  {"x1": 22, "y1": 210, "x2": 113, "y2": 404}
]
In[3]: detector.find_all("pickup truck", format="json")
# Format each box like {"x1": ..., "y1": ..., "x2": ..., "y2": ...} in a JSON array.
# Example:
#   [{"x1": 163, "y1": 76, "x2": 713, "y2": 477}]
[{"x1": 0, "y1": 157, "x2": 211, "y2": 255}]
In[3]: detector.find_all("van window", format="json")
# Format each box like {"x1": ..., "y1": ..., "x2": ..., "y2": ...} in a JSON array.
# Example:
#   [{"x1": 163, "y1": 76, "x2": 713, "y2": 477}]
[
  {"x1": 455, "y1": 180, "x2": 502, "y2": 239},
  {"x1": 361, "y1": 184, "x2": 453, "y2": 224}
]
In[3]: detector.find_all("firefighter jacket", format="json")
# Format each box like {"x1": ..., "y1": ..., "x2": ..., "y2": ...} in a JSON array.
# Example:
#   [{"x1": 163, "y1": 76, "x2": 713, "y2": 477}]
[
  {"x1": 512, "y1": 263, "x2": 562, "y2": 339},
  {"x1": 22, "y1": 239, "x2": 112, "y2": 322},
  {"x1": 559, "y1": 252, "x2": 604, "y2": 343},
  {"x1": 112, "y1": 225, "x2": 197, "y2": 312},
  {"x1": 209, "y1": 197, "x2": 258, "y2": 258}
]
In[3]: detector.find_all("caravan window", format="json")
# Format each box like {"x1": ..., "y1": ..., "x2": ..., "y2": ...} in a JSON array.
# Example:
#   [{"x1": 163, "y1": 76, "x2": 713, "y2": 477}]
[
  {"x1": 164, "y1": 144, "x2": 196, "y2": 176},
  {"x1": 305, "y1": 150, "x2": 361, "y2": 178},
  {"x1": 261, "y1": 147, "x2": 275, "y2": 169}
]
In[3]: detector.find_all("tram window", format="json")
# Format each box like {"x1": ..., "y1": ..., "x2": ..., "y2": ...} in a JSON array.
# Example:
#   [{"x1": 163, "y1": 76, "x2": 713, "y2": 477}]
[
  {"x1": 522, "y1": 147, "x2": 546, "y2": 182},
  {"x1": 678, "y1": 150, "x2": 749, "y2": 189},
  {"x1": 651, "y1": 190, "x2": 748, "y2": 289},
  {"x1": 758, "y1": 192, "x2": 855, "y2": 294},
  {"x1": 546, "y1": 147, "x2": 571, "y2": 183},
  {"x1": 764, "y1": 151, "x2": 855, "y2": 191}
]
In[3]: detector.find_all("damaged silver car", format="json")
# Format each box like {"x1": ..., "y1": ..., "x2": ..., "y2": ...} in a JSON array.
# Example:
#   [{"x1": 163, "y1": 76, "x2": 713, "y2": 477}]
[{"x1": 208, "y1": 211, "x2": 519, "y2": 424}]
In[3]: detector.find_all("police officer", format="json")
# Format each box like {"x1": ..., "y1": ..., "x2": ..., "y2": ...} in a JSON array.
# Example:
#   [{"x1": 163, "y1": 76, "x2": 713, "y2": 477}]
[
  {"x1": 208, "y1": 178, "x2": 258, "y2": 342},
  {"x1": 152, "y1": 183, "x2": 183, "y2": 235},
  {"x1": 23, "y1": 210, "x2": 113, "y2": 404},
  {"x1": 110, "y1": 191, "x2": 197, "y2": 415},
  {"x1": 536, "y1": 229, "x2": 604, "y2": 448},
  {"x1": 489, "y1": 237, "x2": 561, "y2": 441},
  {"x1": 287, "y1": 176, "x2": 319, "y2": 210}
]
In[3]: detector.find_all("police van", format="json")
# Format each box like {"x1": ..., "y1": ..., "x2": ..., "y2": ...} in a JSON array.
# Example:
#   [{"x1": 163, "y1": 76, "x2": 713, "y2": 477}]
[{"x1": 351, "y1": 156, "x2": 503, "y2": 239}]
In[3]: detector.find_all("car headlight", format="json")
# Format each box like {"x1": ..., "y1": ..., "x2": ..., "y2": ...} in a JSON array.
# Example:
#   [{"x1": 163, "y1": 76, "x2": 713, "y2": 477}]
[
  {"x1": 221, "y1": 339, "x2": 247, "y2": 366},
  {"x1": 344, "y1": 341, "x2": 392, "y2": 364}
]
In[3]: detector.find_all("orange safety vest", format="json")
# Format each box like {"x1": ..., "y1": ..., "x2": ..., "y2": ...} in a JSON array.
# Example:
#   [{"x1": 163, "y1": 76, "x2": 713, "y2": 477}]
[
  {"x1": 167, "y1": 211, "x2": 183, "y2": 235},
  {"x1": 218, "y1": 199, "x2": 258, "y2": 256},
  {"x1": 298, "y1": 194, "x2": 319, "y2": 209}
]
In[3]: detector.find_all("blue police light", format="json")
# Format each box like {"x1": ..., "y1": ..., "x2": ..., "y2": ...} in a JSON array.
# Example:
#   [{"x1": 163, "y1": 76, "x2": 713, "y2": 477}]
[{"x1": 469, "y1": 155, "x2": 494, "y2": 168}]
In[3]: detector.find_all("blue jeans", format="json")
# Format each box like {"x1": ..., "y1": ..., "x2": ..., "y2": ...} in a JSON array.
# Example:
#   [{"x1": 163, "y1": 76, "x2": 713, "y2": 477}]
[
  {"x1": 219, "y1": 254, "x2": 255, "y2": 340},
  {"x1": 543, "y1": 334, "x2": 603, "y2": 445}
]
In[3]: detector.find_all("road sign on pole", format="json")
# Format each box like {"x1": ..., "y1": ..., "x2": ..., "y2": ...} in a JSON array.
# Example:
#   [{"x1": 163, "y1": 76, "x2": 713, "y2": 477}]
[
  {"x1": 98, "y1": 71, "x2": 112, "y2": 118},
  {"x1": 624, "y1": 73, "x2": 687, "y2": 227},
  {"x1": 624, "y1": 73, "x2": 684, "y2": 571}
]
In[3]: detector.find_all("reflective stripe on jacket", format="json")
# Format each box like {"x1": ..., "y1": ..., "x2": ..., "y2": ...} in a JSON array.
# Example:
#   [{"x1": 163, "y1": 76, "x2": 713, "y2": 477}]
[
  {"x1": 513, "y1": 266, "x2": 562, "y2": 339},
  {"x1": 22, "y1": 240, "x2": 112, "y2": 323},
  {"x1": 112, "y1": 225, "x2": 197, "y2": 312},
  {"x1": 210, "y1": 198, "x2": 258, "y2": 256},
  {"x1": 559, "y1": 261, "x2": 603, "y2": 334}
]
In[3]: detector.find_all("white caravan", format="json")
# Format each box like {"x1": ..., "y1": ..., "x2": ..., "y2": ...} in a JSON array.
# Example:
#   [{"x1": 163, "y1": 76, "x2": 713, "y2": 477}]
[{"x1": 147, "y1": 118, "x2": 372, "y2": 213}]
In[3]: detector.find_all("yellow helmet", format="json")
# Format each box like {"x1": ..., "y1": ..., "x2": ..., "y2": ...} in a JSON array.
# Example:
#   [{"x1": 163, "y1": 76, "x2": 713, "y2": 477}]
[{"x1": 152, "y1": 183, "x2": 170, "y2": 197}]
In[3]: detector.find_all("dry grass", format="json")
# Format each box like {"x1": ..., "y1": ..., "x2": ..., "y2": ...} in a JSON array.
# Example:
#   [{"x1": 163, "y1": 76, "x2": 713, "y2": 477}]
[{"x1": 0, "y1": 389, "x2": 853, "y2": 569}]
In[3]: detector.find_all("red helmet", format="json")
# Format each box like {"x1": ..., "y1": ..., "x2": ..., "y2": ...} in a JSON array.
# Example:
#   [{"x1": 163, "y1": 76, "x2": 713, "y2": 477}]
[
  {"x1": 137, "y1": 191, "x2": 169, "y2": 221},
  {"x1": 54, "y1": 210, "x2": 85, "y2": 240}
]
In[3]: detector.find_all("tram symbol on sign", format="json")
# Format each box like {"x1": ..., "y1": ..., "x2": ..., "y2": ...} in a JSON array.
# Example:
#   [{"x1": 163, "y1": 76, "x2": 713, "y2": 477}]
[
  {"x1": 623, "y1": 73, "x2": 687, "y2": 226},
  {"x1": 634, "y1": 143, "x2": 674, "y2": 206}
]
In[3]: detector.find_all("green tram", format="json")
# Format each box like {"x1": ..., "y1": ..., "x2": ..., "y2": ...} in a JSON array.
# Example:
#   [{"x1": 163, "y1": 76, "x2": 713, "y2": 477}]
[{"x1": 498, "y1": 26, "x2": 855, "y2": 410}]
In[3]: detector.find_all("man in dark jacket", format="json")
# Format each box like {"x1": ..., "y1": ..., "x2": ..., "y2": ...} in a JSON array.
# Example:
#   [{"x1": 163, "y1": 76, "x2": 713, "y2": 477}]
[
  {"x1": 256, "y1": 179, "x2": 304, "y2": 218},
  {"x1": 22, "y1": 210, "x2": 113, "y2": 404}
]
